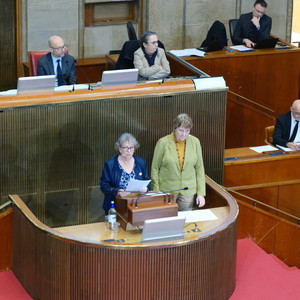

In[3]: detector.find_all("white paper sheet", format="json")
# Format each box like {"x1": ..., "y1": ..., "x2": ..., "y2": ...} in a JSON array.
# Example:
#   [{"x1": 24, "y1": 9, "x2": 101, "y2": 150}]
[
  {"x1": 230, "y1": 45, "x2": 254, "y2": 52},
  {"x1": 193, "y1": 76, "x2": 226, "y2": 90},
  {"x1": 249, "y1": 145, "x2": 278, "y2": 153},
  {"x1": 178, "y1": 209, "x2": 218, "y2": 222},
  {"x1": 0, "y1": 89, "x2": 17, "y2": 96},
  {"x1": 54, "y1": 84, "x2": 90, "y2": 92},
  {"x1": 275, "y1": 145, "x2": 295, "y2": 152},
  {"x1": 169, "y1": 48, "x2": 206, "y2": 57},
  {"x1": 126, "y1": 179, "x2": 151, "y2": 192}
]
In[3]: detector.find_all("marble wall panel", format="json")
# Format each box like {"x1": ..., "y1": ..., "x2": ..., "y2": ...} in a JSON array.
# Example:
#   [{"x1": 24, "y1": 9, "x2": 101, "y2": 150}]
[
  {"x1": 22, "y1": 0, "x2": 292, "y2": 59},
  {"x1": 27, "y1": 0, "x2": 79, "y2": 56}
]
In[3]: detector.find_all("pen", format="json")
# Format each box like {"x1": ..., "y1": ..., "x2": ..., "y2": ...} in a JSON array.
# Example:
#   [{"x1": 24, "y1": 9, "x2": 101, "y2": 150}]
[
  {"x1": 268, "y1": 152, "x2": 286, "y2": 156},
  {"x1": 224, "y1": 157, "x2": 238, "y2": 161},
  {"x1": 225, "y1": 48, "x2": 234, "y2": 52}
]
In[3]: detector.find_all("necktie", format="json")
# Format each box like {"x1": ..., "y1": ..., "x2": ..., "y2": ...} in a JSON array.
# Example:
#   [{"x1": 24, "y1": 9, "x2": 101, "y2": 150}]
[
  {"x1": 289, "y1": 120, "x2": 299, "y2": 142},
  {"x1": 56, "y1": 59, "x2": 64, "y2": 86}
]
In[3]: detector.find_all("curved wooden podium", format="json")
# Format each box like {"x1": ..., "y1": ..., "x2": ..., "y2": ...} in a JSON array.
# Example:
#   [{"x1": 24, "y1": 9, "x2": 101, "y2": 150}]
[{"x1": 10, "y1": 176, "x2": 238, "y2": 300}]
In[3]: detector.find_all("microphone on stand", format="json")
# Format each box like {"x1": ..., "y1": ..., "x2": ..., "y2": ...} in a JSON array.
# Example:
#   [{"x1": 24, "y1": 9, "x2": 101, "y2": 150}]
[
  {"x1": 74, "y1": 59, "x2": 93, "y2": 91},
  {"x1": 134, "y1": 187, "x2": 188, "y2": 208}
]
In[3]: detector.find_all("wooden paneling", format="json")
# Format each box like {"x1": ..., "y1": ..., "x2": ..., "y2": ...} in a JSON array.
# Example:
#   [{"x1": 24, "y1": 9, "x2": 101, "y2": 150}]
[
  {"x1": 0, "y1": 1, "x2": 17, "y2": 91},
  {"x1": 224, "y1": 148, "x2": 300, "y2": 187},
  {"x1": 0, "y1": 81, "x2": 227, "y2": 227},
  {"x1": 255, "y1": 52, "x2": 300, "y2": 113},
  {"x1": 278, "y1": 184, "x2": 300, "y2": 219},
  {"x1": 237, "y1": 200, "x2": 300, "y2": 268},
  {"x1": 0, "y1": 208, "x2": 13, "y2": 271},
  {"x1": 11, "y1": 176, "x2": 238, "y2": 300},
  {"x1": 226, "y1": 91, "x2": 276, "y2": 147},
  {"x1": 184, "y1": 47, "x2": 300, "y2": 117}
]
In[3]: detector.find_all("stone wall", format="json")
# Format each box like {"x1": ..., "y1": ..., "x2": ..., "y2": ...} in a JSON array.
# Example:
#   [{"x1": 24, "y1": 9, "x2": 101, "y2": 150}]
[{"x1": 22, "y1": 0, "x2": 292, "y2": 61}]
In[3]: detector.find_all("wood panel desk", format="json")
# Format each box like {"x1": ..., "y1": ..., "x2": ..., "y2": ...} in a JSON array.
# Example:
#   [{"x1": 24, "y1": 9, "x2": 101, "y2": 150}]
[
  {"x1": 0, "y1": 79, "x2": 227, "y2": 228},
  {"x1": 224, "y1": 147, "x2": 300, "y2": 187},
  {"x1": 10, "y1": 176, "x2": 238, "y2": 300},
  {"x1": 184, "y1": 47, "x2": 300, "y2": 116}
]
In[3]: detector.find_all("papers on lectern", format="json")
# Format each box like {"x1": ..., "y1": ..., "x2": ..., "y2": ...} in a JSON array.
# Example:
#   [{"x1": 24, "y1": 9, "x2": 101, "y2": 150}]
[
  {"x1": 126, "y1": 179, "x2": 151, "y2": 192},
  {"x1": 193, "y1": 76, "x2": 226, "y2": 90}
]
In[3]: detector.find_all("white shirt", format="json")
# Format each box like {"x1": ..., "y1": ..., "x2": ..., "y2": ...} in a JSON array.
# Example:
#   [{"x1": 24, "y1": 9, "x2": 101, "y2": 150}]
[{"x1": 290, "y1": 113, "x2": 300, "y2": 143}]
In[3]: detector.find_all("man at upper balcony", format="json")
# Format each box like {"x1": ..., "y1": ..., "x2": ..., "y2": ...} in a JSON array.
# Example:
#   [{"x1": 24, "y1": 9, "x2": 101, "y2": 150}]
[{"x1": 232, "y1": 0, "x2": 272, "y2": 48}]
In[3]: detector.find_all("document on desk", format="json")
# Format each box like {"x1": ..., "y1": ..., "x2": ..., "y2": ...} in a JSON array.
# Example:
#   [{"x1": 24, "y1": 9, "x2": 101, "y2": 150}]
[
  {"x1": 169, "y1": 48, "x2": 206, "y2": 57},
  {"x1": 126, "y1": 179, "x2": 151, "y2": 192},
  {"x1": 178, "y1": 209, "x2": 218, "y2": 222},
  {"x1": 275, "y1": 145, "x2": 294, "y2": 152},
  {"x1": 0, "y1": 89, "x2": 17, "y2": 96},
  {"x1": 55, "y1": 84, "x2": 90, "y2": 92},
  {"x1": 230, "y1": 45, "x2": 254, "y2": 52},
  {"x1": 193, "y1": 76, "x2": 226, "y2": 90},
  {"x1": 249, "y1": 145, "x2": 278, "y2": 153}
]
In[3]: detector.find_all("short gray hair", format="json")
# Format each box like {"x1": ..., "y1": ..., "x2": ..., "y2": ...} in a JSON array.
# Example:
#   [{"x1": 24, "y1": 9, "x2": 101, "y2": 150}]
[
  {"x1": 114, "y1": 133, "x2": 140, "y2": 151},
  {"x1": 173, "y1": 113, "x2": 193, "y2": 131},
  {"x1": 141, "y1": 31, "x2": 157, "y2": 44}
]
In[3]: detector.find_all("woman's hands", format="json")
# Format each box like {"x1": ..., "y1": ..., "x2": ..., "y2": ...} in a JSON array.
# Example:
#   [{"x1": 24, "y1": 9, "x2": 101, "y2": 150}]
[{"x1": 196, "y1": 195, "x2": 205, "y2": 207}]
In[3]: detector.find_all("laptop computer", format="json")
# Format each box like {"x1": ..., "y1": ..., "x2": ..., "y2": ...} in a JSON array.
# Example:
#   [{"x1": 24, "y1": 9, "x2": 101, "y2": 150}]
[
  {"x1": 254, "y1": 38, "x2": 279, "y2": 49},
  {"x1": 141, "y1": 215, "x2": 186, "y2": 242},
  {"x1": 101, "y1": 68, "x2": 138, "y2": 87},
  {"x1": 17, "y1": 75, "x2": 56, "y2": 95}
]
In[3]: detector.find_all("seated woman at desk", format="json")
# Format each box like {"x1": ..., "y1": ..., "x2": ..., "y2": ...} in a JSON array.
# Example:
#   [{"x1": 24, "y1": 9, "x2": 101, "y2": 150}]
[
  {"x1": 151, "y1": 113, "x2": 206, "y2": 211},
  {"x1": 100, "y1": 133, "x2": 150, "y2": 214},
  {"x1": 133, "y1": 31, "x2": 170, "y2": 81}
]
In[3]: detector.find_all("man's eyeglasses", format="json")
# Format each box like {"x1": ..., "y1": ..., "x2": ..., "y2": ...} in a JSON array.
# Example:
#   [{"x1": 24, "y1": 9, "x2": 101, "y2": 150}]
[
  {"x1": 51, "y1": 45, "x2": 68, "y2": 51},
  {"x1": 292, "y1": 110, "x2": 300, "y2": 116},
  {"x1": 120, "y1": 146, "x2": 135, "y2": 151}
]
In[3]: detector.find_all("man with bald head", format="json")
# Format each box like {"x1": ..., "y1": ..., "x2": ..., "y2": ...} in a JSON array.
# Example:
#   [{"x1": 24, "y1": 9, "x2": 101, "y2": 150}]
[
  {"x1": 273, "y1": 100, "x2": 300, "y2": 150},
  {"x1": 37, "y1": 35, "x2": 76, "y2": 86}
]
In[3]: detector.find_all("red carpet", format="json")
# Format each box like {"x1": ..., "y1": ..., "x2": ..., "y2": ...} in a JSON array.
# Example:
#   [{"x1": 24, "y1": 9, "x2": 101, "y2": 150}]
[
  {"x1": 0, "y1": 271, "x2": 32, "y2": 300},
  {"x1": 230, "y1": 239, "x2": 300, "y2": 299},
  {"x1": 1, "y1": 239, "x2": 300, "y2": 299}
]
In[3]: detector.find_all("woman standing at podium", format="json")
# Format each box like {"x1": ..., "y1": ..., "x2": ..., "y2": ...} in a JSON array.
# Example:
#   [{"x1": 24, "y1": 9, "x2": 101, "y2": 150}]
[
  {"x1": 100, "y1": 133, "x2": 150, "y2": 214},
  {"x1": 151, "y1": 114, "x2": 206, "y2": 211}
]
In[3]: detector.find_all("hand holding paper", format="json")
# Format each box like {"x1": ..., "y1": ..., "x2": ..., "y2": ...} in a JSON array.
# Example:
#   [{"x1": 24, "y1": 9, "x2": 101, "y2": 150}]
[{"x1": 126, "y1": 179, "x2": 151, "y2": 192}]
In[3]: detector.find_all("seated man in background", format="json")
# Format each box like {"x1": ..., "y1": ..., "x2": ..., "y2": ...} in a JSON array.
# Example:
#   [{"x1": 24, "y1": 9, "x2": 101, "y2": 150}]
[
  {"x1": 232, "y1": 0, "x2": 272, "y2": 47},
  {"x1": 37, "y1": 35, "x2": 77, "y2": 86},
  {"x1": 273, "y1": 99, "x2": 300, "y2": 150},
  {"x1": 133, "y1": 31, "x2": 170, "y2": 81}
]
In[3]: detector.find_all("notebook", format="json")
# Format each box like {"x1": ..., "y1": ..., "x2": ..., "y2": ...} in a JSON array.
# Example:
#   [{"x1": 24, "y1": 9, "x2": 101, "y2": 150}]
[
  {"x1": 141, "y1": 215, "x2": 186, "y2": 242},
  {"x1": 254, "y1": 38, "x2": 279, "y2": 49},
  {"x1": 17, "y1": 75, "x2": 56, "y2": 95},
  {"x1": 101, "y1": 68, "x2": 138, "y2": 87}
]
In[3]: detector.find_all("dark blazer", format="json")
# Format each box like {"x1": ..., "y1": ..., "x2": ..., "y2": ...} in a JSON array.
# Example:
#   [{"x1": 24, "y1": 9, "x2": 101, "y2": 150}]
[
  {"x1": 232, "y1": 12, "x2": 272, "y2": 45},
  {"x1": 273, "y1": 112, "x2": 292, "y2": 147},
  {"x1": 37, "y1": 52, "x2": 77, "y2": 85},
  {"x1": 100, "y1": 155, "x2": 150, "y2": 214}
]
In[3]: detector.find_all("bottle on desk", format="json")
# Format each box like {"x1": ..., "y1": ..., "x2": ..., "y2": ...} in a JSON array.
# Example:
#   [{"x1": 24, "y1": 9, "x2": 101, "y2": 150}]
[{"x1": 108, "y1": 200, "x2": 117, "y2": 228}]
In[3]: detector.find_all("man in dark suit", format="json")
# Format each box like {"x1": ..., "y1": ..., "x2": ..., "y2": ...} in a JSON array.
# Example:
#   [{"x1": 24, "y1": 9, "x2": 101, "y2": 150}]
[
  {"x1": 273, "y1": 100, "x2": 300, "y2": 150},
  {"x1": 37, "y1": 35, "x2": 76, "y2": 86},
  {"x1": 232, "y1": 0, "x2": 272, "y2": 47}
]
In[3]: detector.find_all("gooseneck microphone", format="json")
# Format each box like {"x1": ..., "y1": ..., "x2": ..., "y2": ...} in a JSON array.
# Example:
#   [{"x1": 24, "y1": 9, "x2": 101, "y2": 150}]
[
  {"x1": 74, "y1": 59, "x2": 93, "y2": 91},
  {"x1": 134, "y1": 187, "x2": 188, "y2": 208}
]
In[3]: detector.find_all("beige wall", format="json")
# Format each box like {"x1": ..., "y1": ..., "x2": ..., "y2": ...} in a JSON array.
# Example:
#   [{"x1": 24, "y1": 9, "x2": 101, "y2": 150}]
[
  {"x1": 293, "y1": 0, "x2": 300, "y2": 33},
  {"x1": 22, "y1": 0, "x2": 293, "y2": 61}
]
